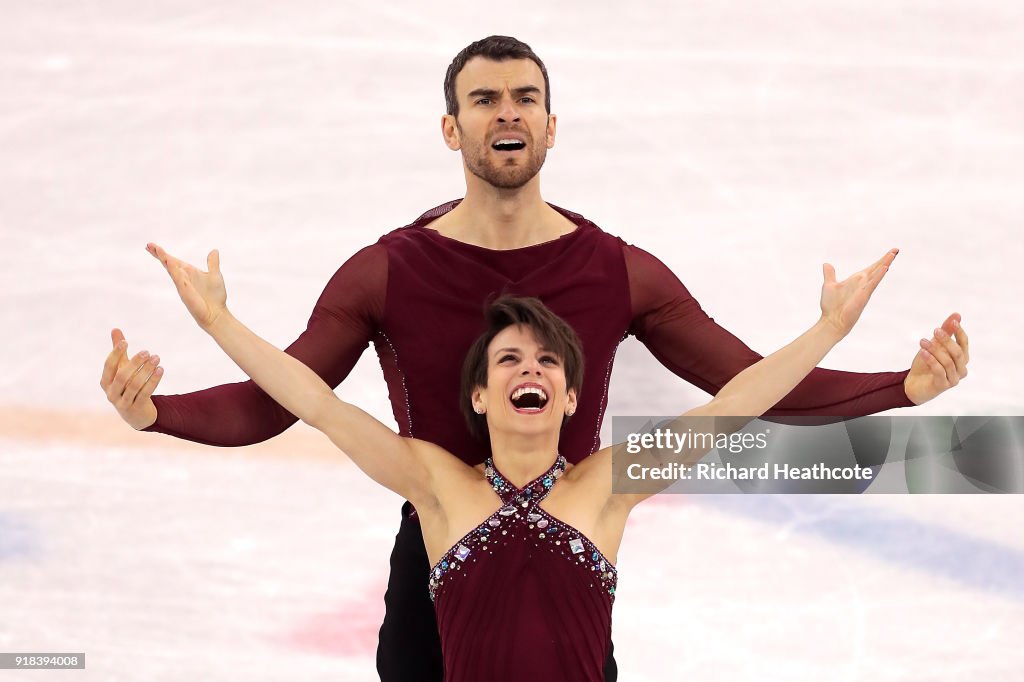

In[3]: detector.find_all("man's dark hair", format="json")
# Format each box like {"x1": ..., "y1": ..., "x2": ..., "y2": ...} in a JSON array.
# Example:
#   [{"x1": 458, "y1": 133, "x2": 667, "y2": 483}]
[
  {"x1": 444, "y1": 36, "x2": 551, "y2": 118},
  {"x1": 460, "y1": 295, "x2": 584, "y2": 442}
]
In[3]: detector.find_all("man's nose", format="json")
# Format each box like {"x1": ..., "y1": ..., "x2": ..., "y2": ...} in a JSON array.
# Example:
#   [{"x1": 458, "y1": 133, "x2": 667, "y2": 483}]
[{"x1": 497, "y1": 98, "x2": 521, "y2": 123}]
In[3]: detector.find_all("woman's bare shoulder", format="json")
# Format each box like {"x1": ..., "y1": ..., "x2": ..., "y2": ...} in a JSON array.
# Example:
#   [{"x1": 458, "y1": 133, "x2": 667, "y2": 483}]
[{"x1": 407, "y1": 438, "x2": 481, "y2": 481}]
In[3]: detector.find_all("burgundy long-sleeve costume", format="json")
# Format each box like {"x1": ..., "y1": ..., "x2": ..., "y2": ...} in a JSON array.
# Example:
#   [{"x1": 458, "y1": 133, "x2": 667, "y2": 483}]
[
  {"x1": 146, "y1": 200, "x2": 911, "y2": 680},
  {"x1": 148, "y1": 199, "x2": 910, "y2": 455}
]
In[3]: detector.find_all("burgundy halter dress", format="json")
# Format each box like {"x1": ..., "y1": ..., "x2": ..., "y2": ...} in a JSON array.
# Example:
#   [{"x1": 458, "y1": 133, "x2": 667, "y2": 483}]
[{"x1": 429, "y1": 455, "x2": 618, "y2": 682}]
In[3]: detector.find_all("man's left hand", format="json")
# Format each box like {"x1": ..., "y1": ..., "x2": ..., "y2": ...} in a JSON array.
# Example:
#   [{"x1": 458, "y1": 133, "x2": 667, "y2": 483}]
[{"x1": 904, "y1": 313, "x2": 970, "y2": 404}]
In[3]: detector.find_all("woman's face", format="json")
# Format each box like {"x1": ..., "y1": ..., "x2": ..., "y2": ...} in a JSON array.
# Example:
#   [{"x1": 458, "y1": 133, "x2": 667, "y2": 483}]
[{"x1": 472, "y1": 324, "x2": 577, "y2": 438}]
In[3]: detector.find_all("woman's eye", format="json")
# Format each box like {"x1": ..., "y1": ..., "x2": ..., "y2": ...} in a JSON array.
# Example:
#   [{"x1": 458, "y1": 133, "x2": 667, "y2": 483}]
[
  {"x1": 500, "y1": 354, "x2": 516, "y2": 363},
  {"x1": 541, "y1": 356, "x2": 558, "y2": 365}
]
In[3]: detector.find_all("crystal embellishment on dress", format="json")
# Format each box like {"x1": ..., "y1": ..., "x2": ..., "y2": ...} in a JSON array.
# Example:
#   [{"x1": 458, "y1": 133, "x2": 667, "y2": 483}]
[{"x1": 428, "y1": 454, "x2": 617, "y2": 604}]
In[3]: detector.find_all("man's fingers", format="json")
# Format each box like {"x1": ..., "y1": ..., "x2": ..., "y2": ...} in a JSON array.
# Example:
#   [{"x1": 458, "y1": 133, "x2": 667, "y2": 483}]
[
  {"x1": 938, "y1": 313, "x2": 970, "y2": 366},
  {"x1": 935, "y1": 326, "x2": 969, "y2": 379},
  {"x1": 100, "y1": 334, "x2": 129, "y2": 389},
  {"x1": 920, "y1": 337, "x2": 958, "y2": 386},
  {"x1": 823, "y1": 263, "x2": 836, "y2": 285},
  {"x1": 207, "y1": 249, "x2": 220, "y2": 275},
  {"x1": 939, "y1": 313, "x2": 960, "y2": 336},
  {"x1": 952, "y1": 319, "x2": 970, "y2": 363},
  {"x1": 123, "y1": 354, "x2": 161, "y2": 405},
  {"x1": 107, "y1": 349, "x2": 151, "y2": 404},
  {"x1": 134, "y1": 362, "x2": 165, "y2": 404},
  {"x1": 917, "y1": 348, "x2": 946, "y2": 384}
]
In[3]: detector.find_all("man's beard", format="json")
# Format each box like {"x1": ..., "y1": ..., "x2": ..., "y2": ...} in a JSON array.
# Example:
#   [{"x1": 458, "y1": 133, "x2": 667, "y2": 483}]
[{"x1": 460, "y1": 124, "x2": 548, "y2": 190}]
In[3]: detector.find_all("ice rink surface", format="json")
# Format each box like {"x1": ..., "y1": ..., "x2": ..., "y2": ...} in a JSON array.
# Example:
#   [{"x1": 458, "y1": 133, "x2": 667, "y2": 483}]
[{"x1": 2, "y1": 1, "x2": 1023, "y2": 680}]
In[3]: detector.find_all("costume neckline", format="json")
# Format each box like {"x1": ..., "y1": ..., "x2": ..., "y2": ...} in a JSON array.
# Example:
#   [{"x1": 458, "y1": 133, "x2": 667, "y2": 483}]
[
  {"x1": 428, "y1": 451, "x2": 618, "y2": 606},
  {"x1": 414, "y1": 200, "x2": 588, "y2": 254},
  {"x1": 484, "y1": 454, "x2": 566, "y2": 505}
]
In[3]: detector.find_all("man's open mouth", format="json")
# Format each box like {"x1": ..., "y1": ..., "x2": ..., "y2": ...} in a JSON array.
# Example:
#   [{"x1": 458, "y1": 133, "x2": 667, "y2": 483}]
[
  {"x1": 492, "y1": 138, "x2": 527, "y2": 152},
  {"x1": 510, "y1": 385, "x2": 549, "y2": 412}
]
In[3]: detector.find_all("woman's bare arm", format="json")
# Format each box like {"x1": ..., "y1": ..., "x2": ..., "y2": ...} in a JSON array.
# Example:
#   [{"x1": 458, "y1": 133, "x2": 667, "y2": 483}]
[
  {"x1": 146, "y1": 243, "x2": 440, "y2": 507},
  {"x1": 597, "y1": 250, "x2": 895, "y2": 509}
]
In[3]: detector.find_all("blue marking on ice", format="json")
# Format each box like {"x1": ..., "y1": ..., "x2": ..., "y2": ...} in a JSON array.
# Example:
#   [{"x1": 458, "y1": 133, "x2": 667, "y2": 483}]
[
  {"x1": 702, "y1": 496, "x2": 1024, "y2": 600},
  {"x1": 0, "y1": 513, "x2": 37, "y2": 560}
]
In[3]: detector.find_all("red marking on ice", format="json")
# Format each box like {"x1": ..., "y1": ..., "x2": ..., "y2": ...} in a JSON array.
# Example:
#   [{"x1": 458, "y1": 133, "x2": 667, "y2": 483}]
[{"x1": 280, "y1": 581, "x2": 388, "y2": 656}]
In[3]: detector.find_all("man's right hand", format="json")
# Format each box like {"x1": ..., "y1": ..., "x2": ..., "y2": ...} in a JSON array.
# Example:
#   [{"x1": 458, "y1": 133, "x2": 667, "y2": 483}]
[{"x1": 100, "y1": 328, "x2": 163, "y2": 430}]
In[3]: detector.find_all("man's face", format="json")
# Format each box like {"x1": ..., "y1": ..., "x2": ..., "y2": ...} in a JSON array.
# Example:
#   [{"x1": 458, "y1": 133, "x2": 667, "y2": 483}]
[{"x1": 445, "y1": 57, "x2": 555, "y2": 190}]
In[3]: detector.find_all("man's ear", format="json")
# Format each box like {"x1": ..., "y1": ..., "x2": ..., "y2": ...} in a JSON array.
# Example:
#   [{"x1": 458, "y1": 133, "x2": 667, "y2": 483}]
[
  {"x1": 442, "y1": 114, "x2": 462, "y2": 151},
  {"x1": 545, "y1": 113, "x2": 557, "y2": 149}
]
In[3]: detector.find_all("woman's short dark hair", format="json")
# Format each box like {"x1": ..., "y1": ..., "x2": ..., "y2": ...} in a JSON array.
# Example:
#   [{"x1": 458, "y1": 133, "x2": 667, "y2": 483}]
[
  {"x1": 444, "y1": 35, "x2": 551, "y2": 117},
  {"x1": 460, "y1": 296, "x2": 584, "y2": 442}
]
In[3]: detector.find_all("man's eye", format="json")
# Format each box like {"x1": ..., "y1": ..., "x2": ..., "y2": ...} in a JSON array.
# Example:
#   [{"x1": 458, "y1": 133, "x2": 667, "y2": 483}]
[
  {"x1": 476, "y1": 98, "x2": 492, "y2": 105},
  {"x1": 520, "y1": 97, "x2": 535, "y2": 104}
]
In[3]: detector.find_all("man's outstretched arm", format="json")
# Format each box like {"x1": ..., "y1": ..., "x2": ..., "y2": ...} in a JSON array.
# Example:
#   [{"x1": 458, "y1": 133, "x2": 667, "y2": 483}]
[
  {"x1": 624, "y1": 245, "x2": 968, "y2": 415},
  {"x1": 142, "y1": 243, "x2": 439, "y2": 507},
  {"x1": 100, "y1": 244, "x2": 386, "y2": 446}
]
